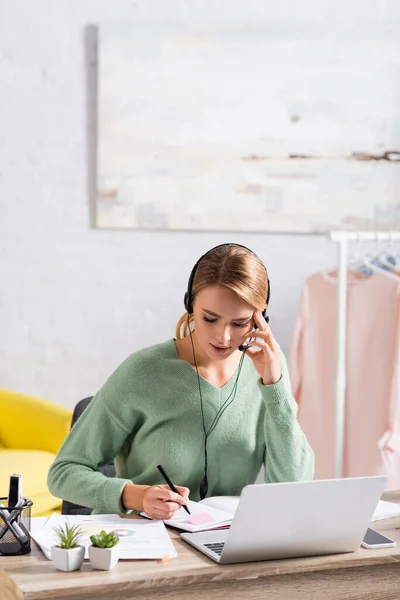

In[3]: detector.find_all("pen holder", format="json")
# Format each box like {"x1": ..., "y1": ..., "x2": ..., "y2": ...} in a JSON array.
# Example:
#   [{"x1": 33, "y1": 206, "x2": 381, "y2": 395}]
[{"x1": 0, "y1": 497, "x2": 32, "y2": 556}]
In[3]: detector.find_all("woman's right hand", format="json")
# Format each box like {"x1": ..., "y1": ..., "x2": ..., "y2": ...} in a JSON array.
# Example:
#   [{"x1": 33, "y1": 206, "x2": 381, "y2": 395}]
[{"x1": 142, "y1": 484, "x2": 190, "y2": 520}]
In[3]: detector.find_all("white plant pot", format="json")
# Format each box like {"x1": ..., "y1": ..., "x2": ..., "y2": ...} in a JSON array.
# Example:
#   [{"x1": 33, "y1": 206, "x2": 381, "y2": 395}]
[
  {"x1": 51, "y1": 545, "x2": 85, "y2": 572},
  {"x1": 89, "y1": 544, "x2": 120, "y2": 571}
]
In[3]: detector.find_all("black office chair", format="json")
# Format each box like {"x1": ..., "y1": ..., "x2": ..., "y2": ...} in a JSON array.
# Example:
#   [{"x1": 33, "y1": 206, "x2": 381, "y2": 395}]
[{"x1": 61, "y1": 397, "x2": 116, "y2": 515}]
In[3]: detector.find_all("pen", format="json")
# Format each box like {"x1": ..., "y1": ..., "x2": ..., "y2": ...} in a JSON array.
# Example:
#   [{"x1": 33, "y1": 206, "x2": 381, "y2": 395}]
[
  {"x1": 10, "y1": 497, "x2": 32, "y2": 522},
  {"x1": 8, "y1": 473, "x2": 23, "y2": 508},
  {"x1": 156, "y1": 464, "x2": 191, "y2": 515},
  {"x1": 0, "y1": 503, "x2": 30, "y2": 546}
]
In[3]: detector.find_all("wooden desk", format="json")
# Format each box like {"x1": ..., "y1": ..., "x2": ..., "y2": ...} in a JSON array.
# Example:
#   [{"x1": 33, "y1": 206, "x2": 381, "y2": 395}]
[{"x1": 2, "y1": 491, "x2": 400, "y2": 600}]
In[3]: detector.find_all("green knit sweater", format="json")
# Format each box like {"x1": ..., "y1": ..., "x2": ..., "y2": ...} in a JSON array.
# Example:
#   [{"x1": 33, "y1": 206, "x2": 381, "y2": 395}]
[{"x1": 48, "y1": 340, "x2": 314, "y2": 514}]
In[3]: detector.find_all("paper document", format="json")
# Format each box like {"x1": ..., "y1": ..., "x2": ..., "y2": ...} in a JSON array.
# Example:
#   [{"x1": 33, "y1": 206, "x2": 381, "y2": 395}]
[
  {"x1": 30, "y1": 516, "x2": 50, "y2": 533},
  {"x1": 371, "y1": 500, "x2": 400, "y2": 522},
  {"x1": 141, "y1": 500, "x2": 234, "y2": 533},
  {"x1": 30, "y1": 513, "x2": 177, "y2": 560}
]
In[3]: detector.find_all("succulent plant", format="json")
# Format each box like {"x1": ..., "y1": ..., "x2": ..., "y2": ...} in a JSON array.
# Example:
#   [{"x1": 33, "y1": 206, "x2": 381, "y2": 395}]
[
  {"x1": 90, "y1": 529, "x2": 119, "y2": 548},
  {"x1": 53, "y1": 523, "x2": 84, "y2": 549}
]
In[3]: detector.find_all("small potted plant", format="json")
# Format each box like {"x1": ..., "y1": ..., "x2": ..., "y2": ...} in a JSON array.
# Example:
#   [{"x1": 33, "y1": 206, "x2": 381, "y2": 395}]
[
  {"x1": 51, "y1": 523, "x2": 85, "y2": 572},
  {"x1": 89, "y1": 529, "x2": 120, "y2": 571}
]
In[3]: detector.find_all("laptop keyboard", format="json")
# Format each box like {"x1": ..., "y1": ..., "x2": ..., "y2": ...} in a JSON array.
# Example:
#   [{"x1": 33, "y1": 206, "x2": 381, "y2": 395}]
[{"x1": 204, "y1": 542, "x2": 225, "y2": 556}]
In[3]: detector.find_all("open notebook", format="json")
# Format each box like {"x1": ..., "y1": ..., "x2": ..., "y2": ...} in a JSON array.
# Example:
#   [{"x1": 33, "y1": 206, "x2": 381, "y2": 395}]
[{"x1": 141, "y1": 496, "x2": 239, "y2": 533}]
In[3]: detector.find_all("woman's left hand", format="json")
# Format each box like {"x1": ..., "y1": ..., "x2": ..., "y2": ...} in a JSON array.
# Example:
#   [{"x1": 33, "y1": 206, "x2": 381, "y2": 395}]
[{"x1": 242, "y1": 310, "x2": 281, "y2": 385}]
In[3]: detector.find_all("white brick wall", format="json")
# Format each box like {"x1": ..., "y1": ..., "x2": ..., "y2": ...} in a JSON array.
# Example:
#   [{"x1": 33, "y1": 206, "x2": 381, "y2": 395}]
[{"x1": 1, "y1": 0, "x2": 398, "y2": 408}]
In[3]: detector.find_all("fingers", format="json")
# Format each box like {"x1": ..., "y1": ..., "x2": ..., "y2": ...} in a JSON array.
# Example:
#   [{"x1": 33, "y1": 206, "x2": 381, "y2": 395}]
[
  {"x1": 242, "y1": 316, "x2": 279, "y2": 349},
  {"x1": 146, "y1": 503, "x2": 181, "y2": 520},
  {"x1": 148, "y1": 507, "x2": 175, "y2": 520},
  {"x1": 241, "y1": 331, "x2": 276, "y2": 352},
  {"x1": 244, "y1": 338, "x2": 274, "y2": 356},
  {"x1": 156, "y1": 485, "x2": 189, "y2": 505},
  {"x1": 143, "y1": 485, "x2": 190, "y2": 520},
  {"x1": 253, "y1": 309, "x2": 268, "y2": 331},
  {"x1": 146, "y1": 500, "x2": 181, "y2": 519},
  {"x1": 175, "y1": 485, "x2": 190, "y2": 502}
]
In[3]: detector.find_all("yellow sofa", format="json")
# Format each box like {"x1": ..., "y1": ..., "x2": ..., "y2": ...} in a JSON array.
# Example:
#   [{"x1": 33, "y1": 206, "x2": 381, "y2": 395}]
[{"x1": 0, "y1": 388, "x2": 72, "y2": 516}]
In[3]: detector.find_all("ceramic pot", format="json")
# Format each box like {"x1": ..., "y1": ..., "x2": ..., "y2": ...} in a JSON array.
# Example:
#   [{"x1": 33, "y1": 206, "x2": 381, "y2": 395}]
[
  {"x1": 88, "y1": 544, "x2": 120, "y2": 571},
  {"x1": 51, "y1": 545, "x2": 85, "y2": 572}
]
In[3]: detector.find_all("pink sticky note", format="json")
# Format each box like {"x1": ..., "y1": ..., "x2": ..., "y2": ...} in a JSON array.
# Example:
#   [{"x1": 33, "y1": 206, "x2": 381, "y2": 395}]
[{"x1": 188, "y1": 512, "x2": 215, "y2": 526}]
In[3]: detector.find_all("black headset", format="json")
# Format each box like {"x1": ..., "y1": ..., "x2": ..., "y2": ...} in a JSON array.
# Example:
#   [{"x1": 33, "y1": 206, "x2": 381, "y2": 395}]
[
  {"x1": 184, "y1": 243, "x2": 271, "y2": 499},
  {"x1": 184, "y1": 242, "x2": 270, "y2": 322}
]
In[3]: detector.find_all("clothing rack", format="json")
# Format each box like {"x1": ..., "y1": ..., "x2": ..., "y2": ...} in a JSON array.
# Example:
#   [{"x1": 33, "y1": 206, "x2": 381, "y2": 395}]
[{"x1": 329, "y1": 230, "x2": 400, "y2": 478}]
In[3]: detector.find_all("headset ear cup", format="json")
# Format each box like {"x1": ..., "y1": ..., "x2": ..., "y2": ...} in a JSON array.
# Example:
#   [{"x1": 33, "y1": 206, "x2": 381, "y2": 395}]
[
  {"x1": 261, "y1": 309, "x2": 269, "y2": 323},
  {"x1": 184, "y1": 291, "x2": 190, "y2": 313}
]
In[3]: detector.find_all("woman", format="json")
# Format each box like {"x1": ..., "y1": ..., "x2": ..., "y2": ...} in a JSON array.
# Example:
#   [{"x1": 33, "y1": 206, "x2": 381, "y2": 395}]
[{"x1": 48, "y1": 243, "x2": 314, "y2": 518}]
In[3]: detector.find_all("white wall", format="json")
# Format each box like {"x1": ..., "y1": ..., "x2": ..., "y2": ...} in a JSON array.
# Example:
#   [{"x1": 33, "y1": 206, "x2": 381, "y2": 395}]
[{"x1": 1, "y1": 0, "x2": 398, "y2": 408}]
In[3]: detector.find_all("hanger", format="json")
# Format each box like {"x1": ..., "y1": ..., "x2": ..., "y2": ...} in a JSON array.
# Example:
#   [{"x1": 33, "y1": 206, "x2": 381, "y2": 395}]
[
  {"x1": 347, "y1": 231, "x2": 377, "y2": 277},
  {"x1": 369, "y1": 231, "x2": 400, "y2": 276}
]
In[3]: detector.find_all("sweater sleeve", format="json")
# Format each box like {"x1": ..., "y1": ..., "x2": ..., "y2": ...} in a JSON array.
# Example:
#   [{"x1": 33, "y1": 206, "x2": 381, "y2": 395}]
[
  {"x1": 260, "y1": 352, "x2": 315, "y2": 483},
  {"x1": 288, "y1": 283, "x2": 308, "y2": 404},
  {"x1": 377, "y1": 286, "x2": 400, "y2": 474},
  {"x1": 47, "y1": 362, "x2": 139, "y2": 514}
]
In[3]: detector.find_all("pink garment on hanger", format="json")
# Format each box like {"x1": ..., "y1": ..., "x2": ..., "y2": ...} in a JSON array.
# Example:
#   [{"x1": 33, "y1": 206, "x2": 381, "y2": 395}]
[{"x1": 289, "y1": 269, "x2": 400, "y2": 489}]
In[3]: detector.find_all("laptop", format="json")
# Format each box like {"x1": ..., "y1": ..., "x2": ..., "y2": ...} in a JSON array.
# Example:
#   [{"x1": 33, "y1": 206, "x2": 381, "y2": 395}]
[{"x1": 180, "y1": 476, "x2": 386, "y2": 564}]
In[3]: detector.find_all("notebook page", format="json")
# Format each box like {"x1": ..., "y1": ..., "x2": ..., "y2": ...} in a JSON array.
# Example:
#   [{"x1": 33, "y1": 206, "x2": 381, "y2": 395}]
[
  {"x1": 141, "y1": 500, "x2": 233, "y2": 533},
  {"x1": 199, "y1": 495, "x2": 239, "y2": 515},
  {"x1": 371, "y1": 500, "x2": 400, "y2": 522}
]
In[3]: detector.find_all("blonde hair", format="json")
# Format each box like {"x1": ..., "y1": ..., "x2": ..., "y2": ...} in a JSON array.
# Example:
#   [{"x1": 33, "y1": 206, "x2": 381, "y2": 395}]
[{"x1": 175, "y1": 245, "x2": 269, "y2": 339}]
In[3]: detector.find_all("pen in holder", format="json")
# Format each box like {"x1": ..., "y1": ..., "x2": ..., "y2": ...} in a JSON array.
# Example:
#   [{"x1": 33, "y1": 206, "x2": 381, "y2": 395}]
[{"x1": 0, "y1": 497, "x2": 32, "y2": 555}]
